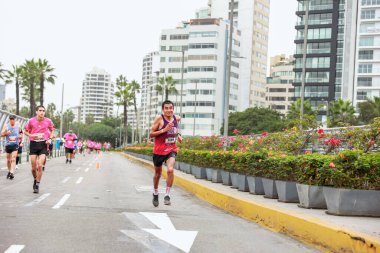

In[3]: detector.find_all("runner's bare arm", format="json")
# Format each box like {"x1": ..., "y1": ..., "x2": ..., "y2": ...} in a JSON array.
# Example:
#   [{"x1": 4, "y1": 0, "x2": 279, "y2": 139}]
[
  {"x1": 176, "y1": 116, "x2": 183, "y2": 143},
  {"x1": 150, "y1": 116, "x2": 164, "y2": 138}
]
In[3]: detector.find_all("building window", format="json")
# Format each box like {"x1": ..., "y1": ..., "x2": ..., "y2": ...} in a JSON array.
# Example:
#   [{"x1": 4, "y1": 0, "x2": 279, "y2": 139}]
[
  {"x1": 358, "y1": 63, "x2": 373, "y2": 73},
  {"x1": 362, "y1": 0, "x2": 380, "y2": 6},
  {"x1": 160, "y1": 57, "x2": 166, "y2": 62},
  {"x1": 161, "y1": 35, "x2": 167, "y2": 40},
  {"x1": 187, "y1": 55, "x2": 217, "y2": 61},
  {"x1": 189, "y1": 31, "x2": 218, "y2": 38},
  {"x1": 187, "y1": 66, "x2": 217, "y2": 72},
  {"x1": 357, "y1": 77, "x2": 372, "y2": 87},
  {"x1": 170, "y1": 34, "x2": 189, "y2": 40},
  {"x1": 269, "y1": 88, "x2": 287, "y2": 92},
  {"x1": 359, "y1": 50, "x2": 374, "y2": 60},
  {"x1": 361, "y1": 10, "x2": 375, "y2": 19},
  {"x1": 359, "y1": 36, "x2": 374, "y2": 46},
  {"x1": 357, "y1": 90, "x2": 368, "y2": 100},
  {"x1": 189, "y1": 43, "x2": 218, "y2": 49}
]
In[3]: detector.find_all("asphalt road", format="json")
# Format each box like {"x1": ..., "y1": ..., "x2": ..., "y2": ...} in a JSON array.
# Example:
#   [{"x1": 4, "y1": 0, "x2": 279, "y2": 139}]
[{"x1": 0, "y1": 152, "x2": 319, "y2": 253}]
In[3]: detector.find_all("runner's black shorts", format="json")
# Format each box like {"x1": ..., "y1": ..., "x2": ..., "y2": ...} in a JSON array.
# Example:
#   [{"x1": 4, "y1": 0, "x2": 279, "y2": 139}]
[
  {"x1": 65, "y1": 147, "x2": 74, "y2": 154},
  {"x1": 5, "y1": 144, "x2": 19, "y2": 154},
  {"x1": 29, "y1": 141, "x2": 48, "y2": 156},
  {"x1": 153, "y1": 152, "x2": 177, "y2": 167},
  {"x1": 18, "y1": 146, "x2": 23, "y2": 154}
]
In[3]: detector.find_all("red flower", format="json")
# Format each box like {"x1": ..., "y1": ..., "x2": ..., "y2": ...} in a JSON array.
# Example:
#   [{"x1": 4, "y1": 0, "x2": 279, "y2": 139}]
[
  {"x1": 233, "y1": 129, "x2": 241, "y2": 135},
  {"x1": 317, "y1": 128, "x2": 324, "y2": 134},
  {"x1": 323, "y1": 138, "x2": 342, "y2": 147},
  {"x1": 329, "y1": 162, "x2": 336, "y2": 168},
  {"x1": 318, "y1": 133, "x2": 325, "y2": 139},
  {"x1": 368, "y1": 140, "x2": 375, "y2": 148},
  {"x1": 261, "y1": 132, "x2": 268, "y2": 137}
]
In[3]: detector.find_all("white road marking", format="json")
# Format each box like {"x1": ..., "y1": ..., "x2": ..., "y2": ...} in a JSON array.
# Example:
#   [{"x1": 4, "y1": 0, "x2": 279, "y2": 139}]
[
  {"x1": 1, "y1": 167, "x2": 7, "y2": 171},
  {"x1": 24, "y1": 193, "x2": 51, "y2": 207},
  {"x1": 85, "y1": 168, "x2": 89, "y2": 172},
  {"x1": 52, "y1": 194, "x2": 71, "y2": 209},
  {"x1": 76, "y1": 177, "x2": 83, "y2": 184},
  {"x1": 4, "y1": 245, "x2": 25, "y2": 253},
  {"x1": 134, "y1": 185, "x2": 168, "y2": 194},
  {"x1": 75, "y1": 167, "x2": 81, "y2": 172},
  {"x1": 61, "y1": 177, "x2": 71, "y2": 183}
]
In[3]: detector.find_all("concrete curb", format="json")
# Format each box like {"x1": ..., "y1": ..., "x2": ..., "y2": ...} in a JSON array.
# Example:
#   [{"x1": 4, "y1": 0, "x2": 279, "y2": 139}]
[{"x1": 121, "y1": 152, "x2": 380, "y2": 253}]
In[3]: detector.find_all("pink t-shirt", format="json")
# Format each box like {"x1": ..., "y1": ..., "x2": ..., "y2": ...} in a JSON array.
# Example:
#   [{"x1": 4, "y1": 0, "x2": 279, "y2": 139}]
[
  {"x1": 88, "y1": 141, "x2": 94, "y2": 148},
  {"x1": 64, "y1": 133, "x2": 77, "y2": 149},
  {"x1": 25, "y1": 117, "x2": 54, "y2": 142}
]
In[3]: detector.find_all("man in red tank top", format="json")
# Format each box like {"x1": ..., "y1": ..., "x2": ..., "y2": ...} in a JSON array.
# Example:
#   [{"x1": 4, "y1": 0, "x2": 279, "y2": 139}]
[{"x1": 150, "y1": 100, "x2": 183, "y2": 207}]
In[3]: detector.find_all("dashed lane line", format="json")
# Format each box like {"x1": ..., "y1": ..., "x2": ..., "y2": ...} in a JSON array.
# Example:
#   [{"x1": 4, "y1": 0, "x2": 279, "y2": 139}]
[
  {"x1": 61, "y1": 177, "x2": 71, "y2": 183},
  {"x1": 85, "y1": 168, "x2": 89, "y2": 172},
  {"x1": 4, "y1": 245, "x2": 25, "y2": 253},
  {"x1": 76, "y1": 177, "x2": 83, "y2": 184},
  {"x1": 24, "y1": 193, "x2": 51, "y2": 207},
  {"x1": 52, "y1": 194, "x2": 71, "y2": 209},
  {"x1": 75, "y1": 167, "x2": 81, "y2": 172}
]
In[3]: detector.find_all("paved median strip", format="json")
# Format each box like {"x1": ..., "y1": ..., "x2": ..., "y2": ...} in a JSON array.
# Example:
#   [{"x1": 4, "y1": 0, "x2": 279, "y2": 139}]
[
  {"x1": 52, "y1": 194, "x2": 71, "y2": 209},
  {"x1": 122, "y1": 152, "x2": 380, "y2": 253}
]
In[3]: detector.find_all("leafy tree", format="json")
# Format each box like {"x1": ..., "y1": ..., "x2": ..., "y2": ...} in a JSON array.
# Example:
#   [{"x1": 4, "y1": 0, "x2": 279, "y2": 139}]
[
  {"x1": 358, "y1": 96, "x2": 380, "y2": 124},
  {"x1": 0, "y1": 62, "x2": 7, "y2": 81},
  {"x1": 328, "y1": 98, "x2": 357, "y2": 127},
  {"x1": 80, "y1": 123, "x2": 117, "y2": 143},
  {"x1": 36, "y1": 59, "x2": 56, "y2": 106},
  {"x1": 19, "y1": 106, "x2": 30, "y2": 118},
  {"x1": 62, "y1": 109, "x2": 75, "y2": 133},
  {"x1": 45, "y1": 103, "x2": 57, "y2": 118},
  {"x1": 4, "y1": 65, "x2": 23, "y2": 115},
  {"x1": 287, "y1": 98, "x2": 315, "y2": 120},
  {"x1": 101, "y1": 116, "x2": 120, "y2": 128},
  {"x1": 20, "y1": 59, "x2": 38, "y2": 116},
  {"x1": 85, "y1": 114, "x2": 95, "y2": 125},
  {"x1": 223, "y1": 107, "x2": 287, "y2": 135}
]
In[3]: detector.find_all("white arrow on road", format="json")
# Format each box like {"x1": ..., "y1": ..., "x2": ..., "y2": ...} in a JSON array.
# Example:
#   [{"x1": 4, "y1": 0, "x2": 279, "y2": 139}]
[{"x1": 140, "y1": 212, "x2": 198, "y2": 253}]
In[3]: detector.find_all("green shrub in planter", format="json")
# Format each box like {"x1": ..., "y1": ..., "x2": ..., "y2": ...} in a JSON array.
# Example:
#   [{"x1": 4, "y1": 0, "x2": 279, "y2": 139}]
[
  {"x1": 295, "y1": 154, "x2": 332, "y2": 186},
  {"x1": 255, "y1": 155, "x2": 297, "y2": 181}
]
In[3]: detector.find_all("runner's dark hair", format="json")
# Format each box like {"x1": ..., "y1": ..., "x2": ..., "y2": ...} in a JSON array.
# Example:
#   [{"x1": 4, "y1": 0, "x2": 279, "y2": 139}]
[
  {"x1": 36, "y1": 105, "x2": 45, "y2": 111},
  {"x1": 161, "y1": 100, "x2": 174, "y2": 109}
]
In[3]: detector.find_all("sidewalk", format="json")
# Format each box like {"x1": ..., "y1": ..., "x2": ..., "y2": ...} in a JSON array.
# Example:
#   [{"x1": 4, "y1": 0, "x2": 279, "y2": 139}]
[{"x1": 122, "y1": 152, "x2": 380, "y2": 253}]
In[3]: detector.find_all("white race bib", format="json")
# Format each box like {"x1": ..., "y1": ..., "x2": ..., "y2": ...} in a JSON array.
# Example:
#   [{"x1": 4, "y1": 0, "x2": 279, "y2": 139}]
[{"x1": 165, "y1": 136, "x2": 176, "y2": 144}]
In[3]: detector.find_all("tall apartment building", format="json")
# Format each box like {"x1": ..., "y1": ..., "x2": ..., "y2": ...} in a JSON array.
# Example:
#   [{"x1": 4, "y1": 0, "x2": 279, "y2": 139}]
[
  {"x1": 355, "y1": 1, "x2": 380, "y2": 106},
  {"x1": 266, "y1": 55, "x2": 295, "y2": 115},
  {"x1": 140, "y1": 51, "x2": 160, "y2": 136},
  {"x1": 159, "y1": 18, "x2": 241, "y2": 136},
  {"x1": 209, "y1": 0, "x2": 270, "y2": 110},
  {"x1": 80, "y1": 67, "x2": 114, "y2": 123},
  {"x1": 294, "y1": 0, "x2": 380, "y2": 115}
]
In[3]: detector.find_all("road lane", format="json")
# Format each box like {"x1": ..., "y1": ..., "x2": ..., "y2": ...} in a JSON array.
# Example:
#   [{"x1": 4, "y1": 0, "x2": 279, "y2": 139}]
[{"x1": 0, "y1": 153, "x2": 319, "y2": 253}]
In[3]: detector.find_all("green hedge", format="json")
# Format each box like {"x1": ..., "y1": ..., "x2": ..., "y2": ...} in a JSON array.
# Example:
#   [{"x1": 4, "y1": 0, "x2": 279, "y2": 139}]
[{"x1": 124, "y1": 147, "x2": 380, "y2": 190}]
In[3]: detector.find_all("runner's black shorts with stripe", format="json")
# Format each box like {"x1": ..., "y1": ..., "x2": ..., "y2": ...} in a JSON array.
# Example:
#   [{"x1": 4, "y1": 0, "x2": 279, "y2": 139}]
[
  {"x1": 29, "y1": 141, "x2": 48, "y2": 156},
  {"x1": 153, "y1": 152, "x2": 177, "y2": 167}
]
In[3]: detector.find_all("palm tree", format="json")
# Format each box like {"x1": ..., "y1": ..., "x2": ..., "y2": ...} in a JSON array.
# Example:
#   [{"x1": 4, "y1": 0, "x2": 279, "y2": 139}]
[
  {"x1": 115, "y1": 75, "x2": 133, "y2": 145},
  {"x1": 129, "y1": 80, "x2": 141, "y2": 143},
  {"x1": 21, "y1": 59, "x2": 39, "y2": 117},
  {"x1": 36, "y1": 58, "x2": 56, "y2": 106},
  {"x1": 328, "y1": 98, "x2": 356, "y2": 127},
  {"x1": 358, "y1": 96, "x2": 380, "y2": 124},
  {"x1": 155, "y1": 75, "x2": 178, "y2": 102},
  {"x1": 4, "y1": 65, "x2": 23, "y2": 115},
  {"x1": 0, "y1": 62, "x2": 6, "y2": 80},
  {"x1": 287, "y1": 98, "x2": 315, "y2": 120}
]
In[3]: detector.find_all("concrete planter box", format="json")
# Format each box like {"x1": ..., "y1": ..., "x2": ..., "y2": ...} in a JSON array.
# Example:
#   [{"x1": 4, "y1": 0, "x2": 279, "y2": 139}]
[
  {"x1": 237, "y1": 174, "x2": 249, "y2": 192},
  {"x1": 221, "y1": 170, "x2": 232, "y2": 186},
  {"x1": 296, "y1": 183, "x2": 327, "y2": 209},
  {"x1": 180, "y1": 163, "x2": 192, "y2": 174},
  {"x1": 262, "y1": 178, "x2": 278, "y2": 199},
  {"x1": 177, "y1": 162, "x2": 184, "y2": 172},
  {"x1": 275, "y1": 180, "x2": 299, "y2": 203},
  {"x1": 212, "y1": 169, "x2": 223, "y2": 183},
  {"x1": 247, "y1": 176, "x2": 265, "y2": 195},
  {"x1": 206, "y1": 168, "x2": 213, "y2": 181},
  {"x1": 323, "y1": 187, "x2": 380, "y2": 217},
  {"x1": 174, "y1": 162, "x2": 180, "y2": 170},
  {"x1": 230, "y1": 172, "x2": 239, "y2": 189},
  {"x1": 191, "y1": 165, "x2": 207, "y2": 179}
]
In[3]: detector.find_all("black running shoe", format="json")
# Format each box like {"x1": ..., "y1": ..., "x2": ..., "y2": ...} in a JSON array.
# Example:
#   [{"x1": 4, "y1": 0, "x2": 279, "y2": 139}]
[
  {"x1": 69, "y1": 160, "x2": 72, "y2": 164},
  {"x1": 9, "y1": 173, "x2": 14, "y2": 180},
  {"x1": 6, "y1": 172, "x2": 10, "y2": 179},
  {"x1": 152, "y1": 194, "x2": 159, "y2": 207},
  {"x1": 66, "y1": 159, "x2": 68, "y2": 164},
  {"x1": 33, "y1": 184, "x2": 39, "y2": 194},
  {"x1": 33, "y1": 179, "x2": 37, "y2": 190},
  {"x1": 164, "y1": 195, "x2": 171, "y2": 205}
]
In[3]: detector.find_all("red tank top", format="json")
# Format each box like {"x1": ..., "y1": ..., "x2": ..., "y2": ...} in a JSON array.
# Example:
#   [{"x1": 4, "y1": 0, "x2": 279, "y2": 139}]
[{"x1": 153, "y1": 115, "x2": 178, "y2": 155}]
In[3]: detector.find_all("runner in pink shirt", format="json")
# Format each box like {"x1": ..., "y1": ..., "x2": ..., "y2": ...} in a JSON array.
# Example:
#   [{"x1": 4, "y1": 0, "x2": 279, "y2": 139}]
[
  {"x1": 24, "y1": 105, "x2": 55, "y2": 194},
  {"x1": 64, "y1": 130, "x2": 78, "y2": 164}
]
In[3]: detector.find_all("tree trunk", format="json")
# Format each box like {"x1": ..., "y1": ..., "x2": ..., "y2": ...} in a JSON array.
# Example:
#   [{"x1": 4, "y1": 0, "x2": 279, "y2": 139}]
[
  {"x1": 165, "y1": 88, "x2": 169, "y2": 101},
  {"x1": 40, "y1": 73, "x2": 44, "y2": 106},
  {"x1": 134, "y1": 97, "x2": 139, "y2": 143},
  {"x1": 15, "y1": 78, "x2": 20, "y2": 115},
  {"x1": 124, "y1": 101, "x2": 128, "y2": 145},
  {"x1": 30, "y1": 82, "x2": 35, "y2": 117}
]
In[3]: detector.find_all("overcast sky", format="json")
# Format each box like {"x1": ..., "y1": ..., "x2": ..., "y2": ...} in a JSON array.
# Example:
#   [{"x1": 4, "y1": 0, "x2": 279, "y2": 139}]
[{"x1": 1, "y1": 0, "x2": 297, "y2": 111}]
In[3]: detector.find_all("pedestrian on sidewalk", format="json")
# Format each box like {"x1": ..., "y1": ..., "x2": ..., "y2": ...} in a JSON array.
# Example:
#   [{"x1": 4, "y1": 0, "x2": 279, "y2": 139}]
[
  {"x1": 149, "y1": 100, "x2": 183, "y2": 207},
  {"x1": 24, "y1": 105, "x2": 55, "y2": 193},
  {"x1": 1, "y1": 114, "x2": 23, "y2": 180}
]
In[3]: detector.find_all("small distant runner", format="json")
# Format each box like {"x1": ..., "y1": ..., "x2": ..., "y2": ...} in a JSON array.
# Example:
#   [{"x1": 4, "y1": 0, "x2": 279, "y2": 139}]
[
  {"x1": 1, "y1": 114, "x2": 23, "y2": 180},
  {"x1": 24, "y1": 106, "x2": 54, "y2": 194},
  {"x1": 149, "y1": 100, "x2": 183, "y2": 207},
  {"x1": 64, "y1": 130, "x2": 77, "y2": 164}
]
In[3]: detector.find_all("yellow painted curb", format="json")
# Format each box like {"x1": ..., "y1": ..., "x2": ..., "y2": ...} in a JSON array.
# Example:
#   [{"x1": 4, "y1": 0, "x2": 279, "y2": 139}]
[{"x1": 121, "y1": 153, "x2": 380, "y2": 253}]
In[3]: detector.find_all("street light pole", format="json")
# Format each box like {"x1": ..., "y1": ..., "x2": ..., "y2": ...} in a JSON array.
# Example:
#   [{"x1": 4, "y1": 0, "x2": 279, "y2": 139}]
[
  {"x1": 60, "y1": 83, "x2": 64, "y2": 139},
  {"x1": 193, "y1": 81, "x2": 198, "y2": 136},
  {"x1": 223, "y1": 0, "x2": 235, "y2": 140}
]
